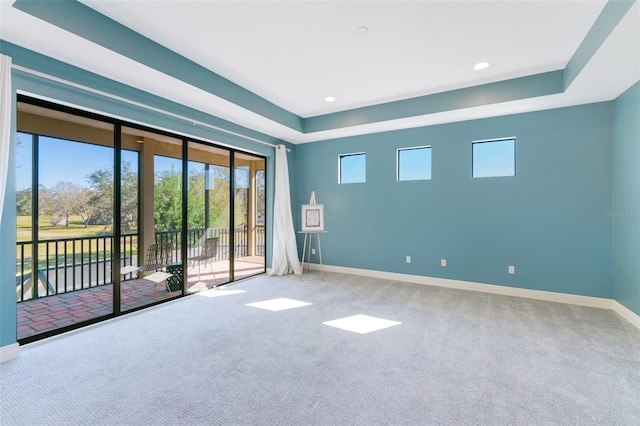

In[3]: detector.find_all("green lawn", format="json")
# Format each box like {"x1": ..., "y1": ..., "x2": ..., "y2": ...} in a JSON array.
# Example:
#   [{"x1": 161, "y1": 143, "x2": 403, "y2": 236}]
[
  {"x1": 16, "y1": 215, "x2": 138, "y2": 275},
  {"x1": 17, "y1": 215, "x2": 114, "y2": 242}
]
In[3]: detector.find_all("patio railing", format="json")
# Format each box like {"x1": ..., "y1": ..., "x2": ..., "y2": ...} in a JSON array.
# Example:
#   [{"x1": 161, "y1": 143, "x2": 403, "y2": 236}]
[{"x1": 16, "y1": 225, "x2": 265, "y2": 302}]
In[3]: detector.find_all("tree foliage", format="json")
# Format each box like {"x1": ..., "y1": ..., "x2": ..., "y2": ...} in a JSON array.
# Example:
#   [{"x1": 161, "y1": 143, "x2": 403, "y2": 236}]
[
  {"x1": 86, "y1": 167, "x2": 113, "y2": 227},
  {"x1": 154, "y1": 165, "x2": 236, "y2": 231},
  {"x1": 154, "y1": 167, "x2": 182, "y2": 232},
  {"x1": 85, "y1": 161, "x2": 139, "y2": 232},
  {"x1": 35, "y1": 161, "x2": 139, "y2": 232},
  {"x1": 256, "y1": 169, "x2": 266, "y2": 222},
  {"x1": 209, "y1": 165, "x2": 231, "y2": 228},
  {"x1": 30, "y1": 158, "x2": 258, "y2": 235},
  {"x1": 16, "y1": 188, "x2": 31, "y2": 216},
  {"x1": 38, "y1": 182, "x2": 91, "y2": 226}
]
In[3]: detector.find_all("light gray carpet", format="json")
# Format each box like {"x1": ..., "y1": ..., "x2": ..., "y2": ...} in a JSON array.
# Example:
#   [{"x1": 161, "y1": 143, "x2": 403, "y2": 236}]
[{"x1": 1, "y1": 272, "x2": 639, "y2": 425}]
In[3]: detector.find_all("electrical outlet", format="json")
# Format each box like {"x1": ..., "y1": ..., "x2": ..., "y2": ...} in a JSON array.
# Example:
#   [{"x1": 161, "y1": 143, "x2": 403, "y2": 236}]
[
  {"x1": 441, "y1": 259, "x2": 447, "y2": 267},
  {"x1": 508, "y1": 265, "x2": 515, "y2": 274},
  {"x1": 311, "y1": 248, "x2": 316, "y2": 255},
  {"x1": 406, "y1": 256, "x2": 411, "y2": 264}
]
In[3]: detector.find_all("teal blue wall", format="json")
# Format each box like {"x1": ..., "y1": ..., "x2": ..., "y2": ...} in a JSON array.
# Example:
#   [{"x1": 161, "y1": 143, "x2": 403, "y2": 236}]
[
  {"x1": 295, "y1": 103, "x2": 614, "y2": 298},
  {"x1": 613, "y1": 81, "x2": 640, "y2": 316}
]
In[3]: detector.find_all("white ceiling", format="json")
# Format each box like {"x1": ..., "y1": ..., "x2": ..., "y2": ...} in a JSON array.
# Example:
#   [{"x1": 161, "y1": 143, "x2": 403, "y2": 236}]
[{"x1": 1, "y1": 0, "x2": 639, "y2": 144}]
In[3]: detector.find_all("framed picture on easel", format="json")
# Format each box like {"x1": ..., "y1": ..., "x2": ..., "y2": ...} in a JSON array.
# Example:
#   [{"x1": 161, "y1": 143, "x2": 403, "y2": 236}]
[{"x1": 301, "y1": 204, "x2": 324, "y2": 231}]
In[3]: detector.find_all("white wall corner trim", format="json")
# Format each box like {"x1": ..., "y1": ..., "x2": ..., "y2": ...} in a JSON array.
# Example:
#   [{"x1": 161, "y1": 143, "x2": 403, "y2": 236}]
[
  {"x1": 0, "y1": 343, "x2": 20, "y2": 363},
  {"x1": 309, "y1": 263, "x2": 621, "y2": 312},
  {"x1": 612, "y1": 300, "x2": 640, "y2": 329}
]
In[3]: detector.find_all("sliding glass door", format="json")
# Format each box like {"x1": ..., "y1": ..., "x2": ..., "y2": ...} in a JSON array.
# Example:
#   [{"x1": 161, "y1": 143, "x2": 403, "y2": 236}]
[
  {"x1": 16, "y1": 96, "x2": 267, "y2": 342},
  {"x1": 119, "y1": 126, "x2": 183, "y2": 312},
  {"x1": 16, "y1": 101, "x2": 115, "y2": 340},
  {"x1": 233, "y1": 152, "x2": 266, "y2": 280},
  {"x1": 186, "y1": 142, "x2": 231, "y2": 290}
]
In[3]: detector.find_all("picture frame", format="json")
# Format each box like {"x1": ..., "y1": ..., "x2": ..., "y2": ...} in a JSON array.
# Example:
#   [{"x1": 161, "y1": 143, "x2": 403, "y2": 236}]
[{"x1": 301, "y1": 204, "x2": 324, "y2": 231}]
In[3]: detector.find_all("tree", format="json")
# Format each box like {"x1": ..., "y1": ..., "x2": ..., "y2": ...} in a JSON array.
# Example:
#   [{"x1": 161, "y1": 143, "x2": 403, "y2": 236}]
[
  {"x1": 154, "y1": 167, "x2": 182, "y2": 232},
  {"x1": 208, "y1": 165, "x2": 231, "y2": 228},
  {"x1": 37, "y1": 181, "x2": 91, "y2": 226},
  {"x1": 120, "y1": 162, "x2": 139, "y2": 232},
  {"x1": 48, "y1": 181, "x2": 90, "y2": 227},
  {"x1": 16, "y1": 188, "x2": 32, "y2": 216},
  {"x1": 85, "y1": 161, "x2": 138, "y2": 232},
  {"x1": 73, "y1": 187, "x2": 93, "y2": 227},
  {"x1": 86, "y1": 168, "x2": 113, "y2": 227},
  {"x1": 187, "y1": 168, "x2": 205, "y2": 230},
  {"x1": 37, "y1": 185, "x2": 55, "y2": 217},
  {"x1": 185, "y1": 163, "x2": 233, "y2": 231},
  {"x1": 256, "y1": 169, "x2": 265, "y2": 223}
]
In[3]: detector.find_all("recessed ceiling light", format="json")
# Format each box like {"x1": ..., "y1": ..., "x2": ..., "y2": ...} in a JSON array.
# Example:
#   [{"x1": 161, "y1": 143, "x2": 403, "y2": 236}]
[
  {"x1": 473, "y1": 62, "x2": 490, "y2": 70},
  {"x1": 356, "y1": 26, "x2": 368, "y2": 35},
  {"x1": 325, "y1": 96, "x2": 336, "y2": 103}
]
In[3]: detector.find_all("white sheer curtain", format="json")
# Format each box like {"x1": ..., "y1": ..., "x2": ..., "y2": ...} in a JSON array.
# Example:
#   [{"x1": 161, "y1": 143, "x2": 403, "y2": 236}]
[
  {"x1": 270, "y1": 144, "x2": 301, "y2": 275},
  {"x1": 0, "y1": 54, "x2": 11, "y2": 220}
]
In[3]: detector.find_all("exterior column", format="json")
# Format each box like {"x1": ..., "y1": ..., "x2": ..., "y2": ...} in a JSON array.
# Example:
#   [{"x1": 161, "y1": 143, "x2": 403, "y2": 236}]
[
  {"x1": 247, "y1": 161, "x2": 257, "y2": 257},
  {"x1": 140, "y1": 138, "x2": 155, "y2": 266}
]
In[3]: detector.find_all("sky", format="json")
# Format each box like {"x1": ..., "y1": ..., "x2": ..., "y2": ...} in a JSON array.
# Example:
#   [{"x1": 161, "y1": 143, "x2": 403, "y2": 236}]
[
  {"x1": 398, "y1": 146, "x2": 432, "y2": 181},
  {"x1": 16, "y1": 134, "x2": 189, "y2": 190},
  {"x1": 16, "y1": 133, "x2": 138, "y2": 190},
  {"x1": 15, "y1": 133, "x2": 246, "y2": 190},
  {"x1": 340, "y1": 153, "x2": 366, "y2": 184},
  {"x1": 472, "y1": 139, "x2": 515, "y2": 178}
]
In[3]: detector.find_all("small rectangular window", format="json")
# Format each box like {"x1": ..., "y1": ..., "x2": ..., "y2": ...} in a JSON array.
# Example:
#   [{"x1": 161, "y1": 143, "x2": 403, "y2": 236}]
[
  {"x1": 397, "y1": 146, "x2": 432, "y2": 181},
  {"x1": 472, "y1": 138, "x2": 515, "y2": 178},
  {"x1": 339, "y1": 153, "x2": 366, "y2": 184}
]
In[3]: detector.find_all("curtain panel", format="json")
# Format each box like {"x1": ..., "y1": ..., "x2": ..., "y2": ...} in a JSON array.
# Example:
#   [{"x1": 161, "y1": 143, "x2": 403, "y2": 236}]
[
  {"x1": 0, "y1": 54, "x2": 12, "y2": 220},
  {"x1": 270, "y1": 145, "x2": 301, "y2": 275}
]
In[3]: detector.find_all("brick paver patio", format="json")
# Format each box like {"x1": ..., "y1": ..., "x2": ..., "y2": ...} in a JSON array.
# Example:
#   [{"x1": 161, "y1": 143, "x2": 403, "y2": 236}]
[{"x1": 17, "y1": 259, "x2": 264, "y2": 341}]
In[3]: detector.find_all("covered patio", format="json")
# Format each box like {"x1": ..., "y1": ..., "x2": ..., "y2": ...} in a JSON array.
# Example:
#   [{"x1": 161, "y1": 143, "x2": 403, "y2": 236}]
[{"x1": 17, "y1": 257, "x2": 265, "y2": 340}]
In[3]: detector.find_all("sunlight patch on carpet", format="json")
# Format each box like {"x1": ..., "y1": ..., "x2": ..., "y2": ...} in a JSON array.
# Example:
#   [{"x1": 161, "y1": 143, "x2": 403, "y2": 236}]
[
  {"x1": 323, "y1": 314, "x2": 401, "y2": 334},
  {"x1": 246, "y1": 298, "x2": 312, "y2": 311},
  {"x1": 188, "y1": 281, "x2": 211, "y2": 293},
  {"x1": 198, "y1": 289, "x2": 247, "y2": 298}
]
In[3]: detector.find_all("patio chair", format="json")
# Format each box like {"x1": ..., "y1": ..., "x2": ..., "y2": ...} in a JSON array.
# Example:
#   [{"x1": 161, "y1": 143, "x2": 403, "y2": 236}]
[
  {"x1": 139, "y1": 243, "x2": 173, "y2": 276},
  {"x1": 188, "y1": 237, "x2": 218, "y2": 281}
]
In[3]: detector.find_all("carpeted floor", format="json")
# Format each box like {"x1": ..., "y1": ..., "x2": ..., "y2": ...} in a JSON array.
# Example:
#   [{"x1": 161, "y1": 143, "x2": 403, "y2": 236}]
[{"x1": 1, "y1": 271, "x2": 639, "y2": 425}]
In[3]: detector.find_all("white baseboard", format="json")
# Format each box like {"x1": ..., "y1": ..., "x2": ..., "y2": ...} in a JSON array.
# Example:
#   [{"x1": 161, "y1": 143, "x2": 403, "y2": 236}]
[
  {"x1": 311, "y1": 264, "x2": 640, "y2": 329},
  {"x1": 612, "y1": 300, "x2": 640, "y2": 329},
  {"x1": 0, "y1": 343, "x2": 20, "y2": 363},
  {"x1": 310, "y1": 263, "x2": 613, "y2": 309}
]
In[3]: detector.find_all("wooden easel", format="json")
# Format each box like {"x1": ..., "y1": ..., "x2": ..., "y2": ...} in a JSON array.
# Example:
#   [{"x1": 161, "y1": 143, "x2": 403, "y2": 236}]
[{"x1": 299, "y1": 191, "x2": 326, "y2": 280}]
